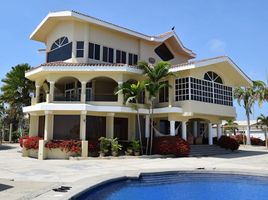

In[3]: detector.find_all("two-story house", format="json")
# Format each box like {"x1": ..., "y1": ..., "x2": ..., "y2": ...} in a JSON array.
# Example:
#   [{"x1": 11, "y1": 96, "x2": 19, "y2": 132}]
[{"x1": 23, "y1": 10, "x2": 252, "y2": 155}]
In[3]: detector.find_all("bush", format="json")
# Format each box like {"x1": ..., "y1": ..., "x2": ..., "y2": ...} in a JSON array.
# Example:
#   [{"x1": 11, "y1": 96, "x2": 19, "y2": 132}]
[
  {"x1": 98, "y1": 137, "x2": 110, "y2": 154},
  {"x1": 218, "y1": 136, "x2": 239, "y2": 151},
  {"x1": 23, "y1": 136, "x2": 42, "y2": 150},
  {"x1": 232, "y1": 134, "x2": 246, "y2": 144},
  {"x1": 250, "y1": 137, "x2": 263, "y2": 146},
  {"x1": 19, "y1": 135, "x2": 29, "y2": 147},
  {"x1": 45, "y1": 140, "x2": 81, "y2": 153},
  {"x1": 153, "y1": 136, "x2": 190, "y2": 157}
]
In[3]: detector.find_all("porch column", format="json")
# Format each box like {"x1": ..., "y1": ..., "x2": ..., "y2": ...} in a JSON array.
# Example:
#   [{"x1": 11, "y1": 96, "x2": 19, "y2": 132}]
[
  {"x1": 182, "y1": 121, "x2": 187, "y2": 140},
  {"x1": 170, "y1": 121, "x2": 176, "y2": 136},
  {"x1": 208, "y1": 123, "x2": 213, "y2": 145},
  {"x1": 81, "y1": 82, "x2": 86, "y2": 103},
  {"x1": 117, "y1": 81, "x2": 124, "y2": 104},
  {"x1": 44, "y1": 111, "x2": 53, "y2": 140},
  {"x1": 106, "y1": 113, "x2": 114, "y2": 138},
  {"x1": 80, "y1": 111, "x2": 87, "y2": 140},
  {"x1": 35, "y1": 85, "x2": 40, "y2": 103},
  {"x1": 49, "y1": 81, "x2": 55, "y2": 103},
  {"x1": 145, "y1": 115, "x2": 150, "y2": 138},
  {"x1": 29, "y1": 114, "x2": 39, "y2": 137},
  {"x1": 193, "y1": 121, "x2": 198, "y2": 138},
  {"x1": 217, "y1": 123, "x2": 222, "y2": 140}
]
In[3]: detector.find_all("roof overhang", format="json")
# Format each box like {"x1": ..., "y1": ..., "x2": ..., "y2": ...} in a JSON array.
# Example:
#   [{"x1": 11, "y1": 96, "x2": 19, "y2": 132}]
[
  {"x1": 170, "y1": 56, "x2": 252, "y2": 87},
  {"x1": 30, "y1": 10, "x2": 196, "y2": 58}
]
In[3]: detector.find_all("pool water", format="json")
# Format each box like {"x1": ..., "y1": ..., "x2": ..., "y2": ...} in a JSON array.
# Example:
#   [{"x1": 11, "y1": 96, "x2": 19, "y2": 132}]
[{"x1": 74, "y1": 173, "x2": 268, "y2": 200}]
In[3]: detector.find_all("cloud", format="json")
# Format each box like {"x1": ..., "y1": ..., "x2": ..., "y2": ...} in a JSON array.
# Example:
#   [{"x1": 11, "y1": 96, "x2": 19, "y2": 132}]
[{"x1": 208, "y1": 39, "x2": 226, "y2": 53}]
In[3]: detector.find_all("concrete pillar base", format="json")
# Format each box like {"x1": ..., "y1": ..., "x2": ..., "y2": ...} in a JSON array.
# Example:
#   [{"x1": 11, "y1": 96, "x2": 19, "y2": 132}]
[
  {"x1": 22, "y1": 139, "x2": 29, "y2": 157},
  {"x1": 38, "y1": 140, "x2": 47, "y2": 160},
  {"x1": 81, "y1": 140, "x2": 88, "y2": 157}
]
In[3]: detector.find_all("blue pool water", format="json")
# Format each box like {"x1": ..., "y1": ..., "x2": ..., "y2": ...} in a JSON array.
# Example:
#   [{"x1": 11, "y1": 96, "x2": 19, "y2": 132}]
[{"x1": 74, "y1": 173, "x2": 268, "y2": 200}]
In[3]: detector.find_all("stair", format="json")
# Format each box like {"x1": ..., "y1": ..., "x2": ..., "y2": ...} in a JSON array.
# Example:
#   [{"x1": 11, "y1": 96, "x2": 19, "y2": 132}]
[{"x1": 190, "y1": 145, "x2": 232, "y2": 157}]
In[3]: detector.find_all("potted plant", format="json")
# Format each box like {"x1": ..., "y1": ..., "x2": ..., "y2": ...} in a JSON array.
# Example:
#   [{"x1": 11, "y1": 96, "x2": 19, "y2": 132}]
[
  {"x1": 98, "y1": 137, "x2": 110, "y2": 157},
  {"x1": 111, "y1": 138, "x2": 122, "y2": 156},
  {"x1": 125, "y1": 146, "x2": 133, "y2": 156},
  {"x1": 131, "y1": 140, "x2": 141, "y2": 156}
]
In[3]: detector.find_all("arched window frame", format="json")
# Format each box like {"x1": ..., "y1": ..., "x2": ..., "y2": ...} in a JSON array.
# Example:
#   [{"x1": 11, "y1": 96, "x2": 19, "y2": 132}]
[
  {"x1": 50, "y1": 36, "x2": 69, "y2": 51},
  {"x1": 204, "y1": 71, "x2": 223, "y2": 84}
]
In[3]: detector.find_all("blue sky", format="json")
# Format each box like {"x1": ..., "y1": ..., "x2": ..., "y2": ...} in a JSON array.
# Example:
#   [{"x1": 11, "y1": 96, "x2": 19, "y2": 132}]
[{"x1": 1, "y1": 0, "x2": 268, "y2": 120}]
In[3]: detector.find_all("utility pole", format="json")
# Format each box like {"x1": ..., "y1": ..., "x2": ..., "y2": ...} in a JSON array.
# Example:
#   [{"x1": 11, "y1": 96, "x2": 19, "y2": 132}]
[{"x1": 9, "y1": 123, "x2": 12, "y2": 143}]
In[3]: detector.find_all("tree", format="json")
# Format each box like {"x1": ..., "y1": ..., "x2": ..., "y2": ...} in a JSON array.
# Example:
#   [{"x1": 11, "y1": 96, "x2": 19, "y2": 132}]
[
  {"x1": 234, "y1": 80, "x2": 266, "y2": 145},
  {"x1": 138, "y1": 61, "x2": 174, "y2": 154},
  {"x1": 115, "y1": 81, "x2": 145, "y2": 154},
  {"x1": 0, "y1": 64, "x2": 34, "y2": 134},
  {"x1": 257, "y1": 114, "x2": 268, "y2": 127},
  {"x1": 224, "y1": 119, "x2": 238, "y2": 135}
]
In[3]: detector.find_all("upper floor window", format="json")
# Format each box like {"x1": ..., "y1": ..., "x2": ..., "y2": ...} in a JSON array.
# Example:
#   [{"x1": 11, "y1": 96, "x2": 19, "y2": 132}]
[
  {"x1": 128, "y1": 53, "x2": 138, "y2": 65},
  {"x1": 159, "y1": 81, "x2": 169, "y2": 103},
  {"x1": 204, "y1": 71, "x2": 223, "y2": 84},
  {"x1": 103, "y1": 46, "x2": 114, "y2": 63},
  {"x1": 89, "y1": 42, "x2": 100, "y2": 60},
  {"x1": 154, "y1": 43, "x2": 174, "y2": 61},
  {"x1": 47, "y1": 36, "x2": 72, "y2": 62},
  {"x1": 116, "y1": 50, "x2": 126, "y2": 64},
  {"x1": 76, "y1": 41, "x2": 84, "y2": 58},
  {"x1": 51, "y1": 37, "x2": 69, "y2": 51}
]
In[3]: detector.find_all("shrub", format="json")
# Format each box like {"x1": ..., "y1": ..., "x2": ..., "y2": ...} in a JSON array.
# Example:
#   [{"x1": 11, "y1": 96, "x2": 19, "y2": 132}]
[
  {"x1": 250, "y1": 137, "x2": 263, "y2": 146},
  {"x1": 45, "y1": 140, "x2": 81, "y2": 153},
  {"x1": 111, "y1": 138, "x2": 122, "y2": 153},
  {"x1": 19, "y1": 135, "x2": 29, "y2": 147},
  {"x1": 98, "y1": 137, "x2": 110, "y2": 154},
  {"x1": 218, "y1": 136, "x2": 239, "y2": 151},
  {"x1": 232, "y1": 134, "x2": 246, "y2": 144},
  {"x1": 153, "y1": 136, "x2": 190, "y2": 157},
  {"x1": 23, "y1": 136, "x2": 42, "y2": 150},
  {"x1": 130, "y1": 140, "x2": 141, "y2": 153}
]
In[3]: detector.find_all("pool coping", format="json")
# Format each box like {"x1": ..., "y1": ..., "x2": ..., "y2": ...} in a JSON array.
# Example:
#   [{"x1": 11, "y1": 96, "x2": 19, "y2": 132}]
[{"x1": 36, "y1": 168, "x2": 268, "y2": 200}]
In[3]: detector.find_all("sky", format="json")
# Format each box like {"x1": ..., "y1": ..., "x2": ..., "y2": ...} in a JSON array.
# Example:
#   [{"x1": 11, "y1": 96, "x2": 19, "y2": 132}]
[{"x1": 0, "y1": 0, "x2": 268, "y2": 120}]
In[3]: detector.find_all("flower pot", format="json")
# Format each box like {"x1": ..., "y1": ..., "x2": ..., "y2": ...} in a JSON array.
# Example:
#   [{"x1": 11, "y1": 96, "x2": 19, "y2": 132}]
[{"x1": 134, "y1": 151, "x2": 140, "y2": 156}]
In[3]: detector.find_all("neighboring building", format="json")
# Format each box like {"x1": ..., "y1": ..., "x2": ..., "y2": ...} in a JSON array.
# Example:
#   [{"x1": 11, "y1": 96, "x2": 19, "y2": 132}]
[{"x1": 23, "y1": 10, "x2": 252, "y2": 149}]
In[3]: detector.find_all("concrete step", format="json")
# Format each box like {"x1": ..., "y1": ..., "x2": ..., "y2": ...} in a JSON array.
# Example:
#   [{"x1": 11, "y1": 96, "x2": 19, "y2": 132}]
[{"x1": 190, "y1": 145, "x2": 232, "y2": 157}]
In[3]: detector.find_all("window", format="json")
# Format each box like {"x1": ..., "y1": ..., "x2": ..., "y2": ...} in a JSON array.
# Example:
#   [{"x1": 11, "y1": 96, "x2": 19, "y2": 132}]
[
  {"x1": 154, "y1": 43, "x2": 174, "y2": 61},
  {"x1": 204, "y1": 71, "x2": 223, "y2": 84},
  {"x1": 116, "y1": 50, "x2": 127, "y2": 64},
  {"x1": 159, "y1": 81, "x2": 169, "y2": 103},
  {"x1": 88, "y1": 42, "x2": 100, "y2": 60},
  {"x1": 128, "y1": 53, "x2": 138, "y2": 65},
  {"x1": 175, "y1": 78, "x2": 189, "y2": 101},
  {"x1": 76, "y1": 41, "x2": 84, "y2": 58},
  {"x1": 103, "y1": 46, "x2": 114, "y2": 63},
  {"x1": 47, "y1": 37, "x2": 72, "y2": 62}
]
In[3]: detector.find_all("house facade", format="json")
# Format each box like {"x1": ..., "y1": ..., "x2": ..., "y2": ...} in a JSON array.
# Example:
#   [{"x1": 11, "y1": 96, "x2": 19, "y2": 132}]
[{"x1": 23, "y1": 10, "x2": 252, "y2": 154}]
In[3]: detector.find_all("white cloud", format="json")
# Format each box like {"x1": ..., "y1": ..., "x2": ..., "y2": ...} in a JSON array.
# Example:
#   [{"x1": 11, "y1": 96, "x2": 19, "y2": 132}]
[{"x1": 208, "y1": 39, "x2": 226, "y2": 53}]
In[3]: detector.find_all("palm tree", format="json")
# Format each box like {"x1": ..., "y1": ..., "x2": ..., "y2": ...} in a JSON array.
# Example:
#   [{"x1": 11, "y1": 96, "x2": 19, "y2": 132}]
[
  {"x1": 138, "y1": 61, "x2": 174, "y2": 154},
  {"x1": 234, "y1": 80, "x2": 266, "y2": 145},
  {"x1": 0, "y1": 64, "x2": 34, "y2": 133},
  {"x1": 115, "y1": 81, "x2": 145, "y2": 154},
  {"x1": 224, "y1": 119, "x2": 238, "y2": 136},
  {"x1": 257, "y1": 114, "x2": 268, "y2": 148}
]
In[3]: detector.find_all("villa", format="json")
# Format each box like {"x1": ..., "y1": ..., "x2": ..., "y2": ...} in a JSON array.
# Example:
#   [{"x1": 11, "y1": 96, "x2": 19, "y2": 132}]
[{"x1": 23, "y1": 10, "x2": 252, "y2": 159}]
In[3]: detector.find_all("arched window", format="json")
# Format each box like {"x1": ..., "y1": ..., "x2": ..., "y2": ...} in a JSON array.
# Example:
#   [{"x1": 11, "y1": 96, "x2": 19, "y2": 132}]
[
  {"x1": 47, "y1": 37, "x2": 72, "y2": 62},
  {"x1": 204, "y1": 71, "x2": 223, "y2": 84},
  {"x1": 50, "y1": 37, "x2": 69, "y2": 51}
]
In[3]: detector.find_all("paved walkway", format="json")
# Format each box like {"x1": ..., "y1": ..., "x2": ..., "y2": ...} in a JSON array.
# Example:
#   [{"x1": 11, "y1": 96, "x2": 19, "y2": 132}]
[{"x1": 1, "y1": 144, "x2": 268, "y2": 199}]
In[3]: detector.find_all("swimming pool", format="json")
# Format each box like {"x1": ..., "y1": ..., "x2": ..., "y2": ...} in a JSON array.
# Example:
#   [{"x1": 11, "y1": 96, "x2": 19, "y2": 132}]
[{"x1": 73, "y1": 172, "x2": 268, "y2": 200}]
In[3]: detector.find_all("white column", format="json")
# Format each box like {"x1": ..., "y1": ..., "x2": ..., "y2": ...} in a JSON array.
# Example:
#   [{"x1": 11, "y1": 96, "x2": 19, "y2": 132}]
[
  {"x1": 246, "y1": 127, "x2": 251, "y2": 145},
  {"x1": 29, "y1": 114, "x2": 39, "y2": 137},
  {"x1": 80, "y1": 111, "x2": 87, "y2": 140},
  {"x1": 193, "y1": 121, "x2": 198, "y2": 138},
  {"x1": 182, "y1": 121, "x2": 187, "y2": 140},
  {"x1": 44, "y1": 111, "x2": 53, "y2": 140},
  {"x1": 117, "y1": 81, "x2": 124, "y2": 104},
  {"x1": 145, "y1": 115, "x2": 150, "y2": 138},
  {"x1": 217, "y1": 124, "x2": 222, "y2": 140},
  {"x1": 106, "y1": 113, "x2": 114, "y2": 138},
  {"x1": 81, "y1": 82, "x2": 86, "y2": 103},
  {"x1": 208, "y1": 123, "x2": 213, "y2": 145},
  {"x1": 49, "y1": 82, "x2": 55, "y2": 103},
  {"x1": 170, "y1": 121, "x2": 175, "y2": 136},
  {"x1": 35, "y1": 85, "x2": 40, "y2": 103}
]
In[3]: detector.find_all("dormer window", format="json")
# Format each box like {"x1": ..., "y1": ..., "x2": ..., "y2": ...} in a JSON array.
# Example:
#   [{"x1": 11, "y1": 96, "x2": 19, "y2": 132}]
[
  {"x1": 204, "y1": 71, "x2": 223, "y2": 84},
  {"x1": 154, "y1": 43, "x2": 174, "y2": 61},
  {"x1": 47, "y1": 36, "x2": 72, "y2": 62}
]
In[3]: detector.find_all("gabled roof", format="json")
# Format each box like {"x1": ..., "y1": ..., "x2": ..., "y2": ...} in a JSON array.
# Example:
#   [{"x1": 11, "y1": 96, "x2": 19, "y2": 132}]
[{"x1": 30, "y1": 10, "x2": 196, "y2": 58}]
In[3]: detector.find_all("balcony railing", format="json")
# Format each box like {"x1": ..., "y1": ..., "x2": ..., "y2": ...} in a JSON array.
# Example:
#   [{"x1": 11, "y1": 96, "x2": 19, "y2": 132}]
[{"x1": 54, "y1": 94, "x2": 81, "y2": 102}]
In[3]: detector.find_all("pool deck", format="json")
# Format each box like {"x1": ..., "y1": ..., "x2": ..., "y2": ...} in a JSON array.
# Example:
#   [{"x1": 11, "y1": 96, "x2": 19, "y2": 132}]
[{"x1": 1, "y1": 144, "x2": 268, "y2": 199}]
